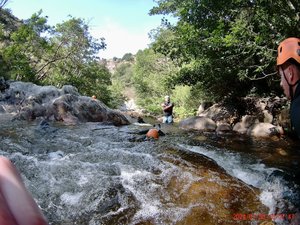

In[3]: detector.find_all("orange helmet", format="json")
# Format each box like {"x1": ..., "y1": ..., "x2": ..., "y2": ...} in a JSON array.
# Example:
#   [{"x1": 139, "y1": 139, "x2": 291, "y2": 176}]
[
  {"x1": 146, "y1": 129, "x2": 159, "y2": 139},
  {"x1": 277, "y1": 37, "x2": 300, "y2": 66}
]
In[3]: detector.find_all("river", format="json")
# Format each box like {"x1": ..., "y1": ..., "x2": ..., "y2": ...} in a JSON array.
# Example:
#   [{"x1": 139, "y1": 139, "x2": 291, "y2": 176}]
[{"x1": 0, "y1": 114, "x2": 299, "y2": 225}]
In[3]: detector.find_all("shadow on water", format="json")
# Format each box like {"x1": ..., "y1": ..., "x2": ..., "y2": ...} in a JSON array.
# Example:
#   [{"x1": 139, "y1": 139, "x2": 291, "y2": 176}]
[{"x1": 0, "y1": 114, "x2": 299, "y2": 225}]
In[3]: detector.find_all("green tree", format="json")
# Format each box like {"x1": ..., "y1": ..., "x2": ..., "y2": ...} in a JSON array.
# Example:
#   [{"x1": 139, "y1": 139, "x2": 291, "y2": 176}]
[
  {"x1": 40, "y1": 16, "x2": 106, "y2": 82},
  {"x1": 61, "y1": 61, "x2": 112, "y2": 104},
  {"x1": 110, "y1": 62, "x2": 134, "y2": 108},
  {"x1": 150, "y1": 0, "x2": 300, "y2": 102},
  {"x1": 109, "y1": 78, "x2": 126, "y2": 109},
  {"x1": 121, "y1": 53, "x2": 134, "y2": 62},
  {"x1": 112, "y1": 62, "x2": 133, "y2": 85},
  {"x1": 132, "y1": 48, "x2": 178, "y2": 115},
  {"x1": 0, "y1": 10, "x2": 51, "y2": 81},
  {"x1": 0, "y1": 0, "x2": 9, "y2": 9},
  {"x1": 0, "y1": 10, "x2": 114, "y2": 106},
  {"x1": 171, "y1": 85, "x2": 200, "y2": 118},
  {"x1": 35, "y1": 16, "x2": 112, "y2": 104}
]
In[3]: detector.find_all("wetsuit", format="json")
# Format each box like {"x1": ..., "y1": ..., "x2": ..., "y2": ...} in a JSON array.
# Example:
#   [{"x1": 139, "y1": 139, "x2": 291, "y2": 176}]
[{"x1": 291, "y1": 84, "x2": 300, "y2": 139}]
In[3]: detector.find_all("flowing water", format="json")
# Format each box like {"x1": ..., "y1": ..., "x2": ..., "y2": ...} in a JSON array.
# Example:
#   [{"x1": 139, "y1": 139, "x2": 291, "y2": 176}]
[{"x1": 0, "y1": 114, "x2": 299, "y2": 225}]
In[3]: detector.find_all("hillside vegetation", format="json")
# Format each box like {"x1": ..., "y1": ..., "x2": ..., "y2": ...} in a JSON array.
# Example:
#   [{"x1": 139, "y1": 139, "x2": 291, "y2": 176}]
[{"x1": 1, "y1": 1, "x2": 300, "y2": 118}]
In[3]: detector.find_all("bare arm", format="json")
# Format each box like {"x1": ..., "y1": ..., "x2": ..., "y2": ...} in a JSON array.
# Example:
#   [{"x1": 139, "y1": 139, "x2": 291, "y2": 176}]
[
  {"x1": 0, "y1": 156, "x2": 48, "y2": 225},
  {"x1": 162, "y1": 102, "x2": 174, "y2": 110}
]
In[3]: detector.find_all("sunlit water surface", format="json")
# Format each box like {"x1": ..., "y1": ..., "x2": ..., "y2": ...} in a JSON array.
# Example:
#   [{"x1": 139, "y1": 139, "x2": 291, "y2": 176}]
[{"x1": 0, "y1": 114, "x2": 299, "y2": 225}]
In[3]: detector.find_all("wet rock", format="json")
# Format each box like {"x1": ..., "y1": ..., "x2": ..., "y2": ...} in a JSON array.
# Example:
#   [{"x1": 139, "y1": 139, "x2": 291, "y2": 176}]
[
  {"x1": 233, "y1": 115, "x2": 259, "y2": 134},
  {"x1": 262, "y1": 109, "x2": 273, "y2": 123},
  {"x1": 0, "y1": 105, "x2": 5, "y2": 113},
  {"x1": 197, "y1": 97, "x2": 289, "y2": 138},
  {"x1": 61, "y1": 85, "x2": 79, "y2": 95},
  {"x1": 216, "y1": 122, "x2": 232, "y2": 134},
  {"x1": 35, "y1": 119, "x2": 58, "y2": 135},
  {"x1": 160, "y1": 148, "x2": 269, "y2": 225},
  {"x1": 232, "y1": 114, "x2": 284, "y2": 138},
  {"x1": 0, "y1": 77, "x2": 9, "y2": 92},
  {"x1": 38, "y1": 119, "x2": 50, "y2": 129},
  {"x1": 278, "y1": 107, "x2": 291, "y2": 131},
  {"x1": 198, "y1": 103, "x2": 235, "y2": 124},
  {"x1": 247, "y1": 122, "x2": 283, "y2": 138},
  {"x1": 179, "y1": 116, "x2": 216, "y2": 131},
  {"x1": 0, "y1": 81, "x2": 130, "y2": 126}
]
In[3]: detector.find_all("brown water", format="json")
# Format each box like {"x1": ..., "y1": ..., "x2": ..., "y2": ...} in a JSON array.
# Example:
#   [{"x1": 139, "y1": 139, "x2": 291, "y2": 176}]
[{"x1": 0, "y1": 114, "x2": 299, "y2": 225}]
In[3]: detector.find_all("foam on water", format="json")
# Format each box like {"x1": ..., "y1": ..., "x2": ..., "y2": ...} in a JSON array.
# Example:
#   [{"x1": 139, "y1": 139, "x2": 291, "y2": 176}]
[
  {"x1": 60, "y1": 192, "x2": 84, "y2": 206},
  {"x1": 77, "y1": 174, "x2": 90, "y2": 186},
  {"x1": 120, "y1": 168, "x2": 160, "y2": 218},
  {"x1": 48, "y1": 150, "x2": 64, "y2": 160},
  {"x1": 2, "y1": 116, "x2": 297, "y2": 224},
  {"x1": 119, "y1": 165, "x2": 191, "y2": 224},
  {"x1": 178, "y1": 144, "x2": 293, "y2": 215}
]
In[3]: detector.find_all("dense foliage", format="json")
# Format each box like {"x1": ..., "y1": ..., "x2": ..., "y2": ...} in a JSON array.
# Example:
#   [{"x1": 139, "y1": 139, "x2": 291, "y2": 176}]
[
  {"x1": 129, "y1": 48, "x2": 200, "y2": 118},
  {"x1": 0, "y1": 8, "x2": 116, "y2": 106},
  {"x1": 149, "y1": 0, "x2": 300, "y2": 102},
  {"x1": 109, "y1": 61, "x2": 133, "y2": 108},
  {"x1": 132, "y1": 49, "x2": 173, "y2": 114}
]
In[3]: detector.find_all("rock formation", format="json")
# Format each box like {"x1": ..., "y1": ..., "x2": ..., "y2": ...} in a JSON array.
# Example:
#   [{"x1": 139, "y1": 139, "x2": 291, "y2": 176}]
[{"x1": 0, "y1": 80, "x2": 130, "y2": 126}]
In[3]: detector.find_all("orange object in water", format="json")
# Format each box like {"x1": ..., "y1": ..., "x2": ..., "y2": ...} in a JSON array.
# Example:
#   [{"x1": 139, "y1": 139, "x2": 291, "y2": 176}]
[
  {"x1": 92, "y1": 95, "x2": 97, "y2": 99},
  {"x1": 146, "y1": 128, "x2": 159, "y2": 139}
]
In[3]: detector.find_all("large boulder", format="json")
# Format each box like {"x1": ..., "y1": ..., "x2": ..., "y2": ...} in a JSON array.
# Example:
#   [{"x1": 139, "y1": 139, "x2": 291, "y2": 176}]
[
  {"x1": 0, "y1": 81, "x2": 130, "y2": 126},
  {"x1": 247, "y1": 123, "x2": 283, "y2": 138},
  {"x1": 179, "y1": 116, "x2": 216, "y2": 131},
  {"x1": 49, "y1": 94, "x2": 129, "y2": 125},
  {"x1": 198, "y1": 103, "x2": 235, "y2": 124},
  {"x1": 232, "y1": 115, "x2": 284, "y2": 138},
  {"x1": 233, "y1": 115, "x2": 259, "y2": 134},
  {"x1": 197, "y1": 100, "x2": 287, "y2": 138}
]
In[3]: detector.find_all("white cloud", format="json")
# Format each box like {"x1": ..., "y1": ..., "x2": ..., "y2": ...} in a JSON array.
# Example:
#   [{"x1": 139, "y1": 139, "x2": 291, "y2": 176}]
[{"x1": 91, "y1": 20, "x2": 150, "y2": 59}]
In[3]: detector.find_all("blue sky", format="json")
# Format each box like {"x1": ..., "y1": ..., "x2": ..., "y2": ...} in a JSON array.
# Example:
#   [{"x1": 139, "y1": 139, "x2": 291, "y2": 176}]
[{"x1": 5, "y1": 0, "x2": 173, "y2": 59}]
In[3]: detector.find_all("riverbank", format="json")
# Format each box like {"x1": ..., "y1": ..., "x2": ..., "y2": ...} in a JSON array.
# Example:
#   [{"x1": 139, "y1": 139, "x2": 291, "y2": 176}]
[
  {"x1": 0, "y1": 79, "x2": 292, "y2": 139},
  {"x1": 121, "y1": 95, "x2": 289, "y2": 139}
]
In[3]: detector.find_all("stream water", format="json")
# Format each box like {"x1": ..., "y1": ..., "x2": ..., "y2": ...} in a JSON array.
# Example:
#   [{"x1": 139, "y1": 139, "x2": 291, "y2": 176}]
[{"x1": 0, "y1": 114, "x2": 299, "y2": 225}]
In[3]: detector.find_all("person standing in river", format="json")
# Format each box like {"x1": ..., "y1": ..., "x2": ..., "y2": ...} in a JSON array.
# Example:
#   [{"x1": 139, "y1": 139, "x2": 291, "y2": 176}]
[
  {"x1": 161, "y1": 95, "x2": 174, "y2": 124},
  {"x1": 277, "y1": 37, "x2": 300, "y2": 138}
]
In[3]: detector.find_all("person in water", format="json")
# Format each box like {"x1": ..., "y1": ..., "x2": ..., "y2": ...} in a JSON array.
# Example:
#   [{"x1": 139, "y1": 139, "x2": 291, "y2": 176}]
[
  {"x1": 145, "y1": 124, "x2": 165, "y2": 139},
  {"x1": 128, "y1": 124, "x2": 165, "y2": 142},
  {"x1": 277, "y1": 37, "x2": 300, "y2": 138},
  {"x1": 0, "y1": 156, "x2": 48, "y2": 225},
  {"x1": 161, "y1": 95, "x2": 174, "y2": 124}
]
